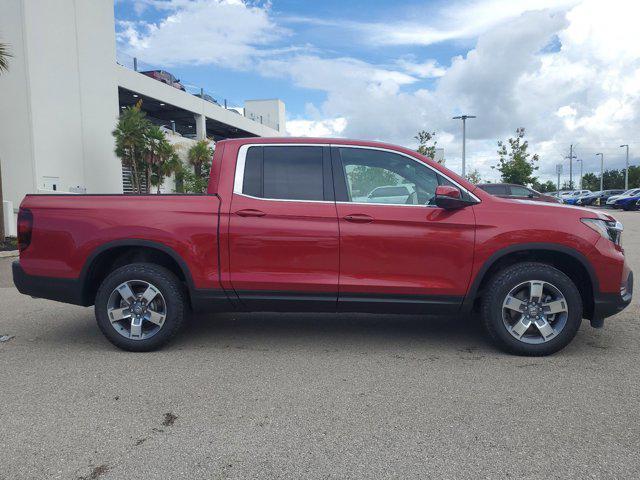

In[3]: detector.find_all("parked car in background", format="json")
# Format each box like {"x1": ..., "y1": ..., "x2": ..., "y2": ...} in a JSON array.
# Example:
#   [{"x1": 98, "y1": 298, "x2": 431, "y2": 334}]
[
  {"x1": 606, "y1": 188, "x2": 640, "y2": 207},
  {"x1": 563, "y1": 191, "x2": 594, "y2": 205},
  {"x1": 12, "y1": 138, "x2": 632, "y2": 356},
  {"x1": 561, "y1": 190, "x2": 591, "y2": 201},
  {"x1": 140, "y1": 70, "x2": 186, "y2": 91},
  {"x1": 576, "y1": 190, "x2": 625, "y2": 207},
  {"x1": 614, "y1": 195, "x2": 640, "y2": 211},
  {"x1": 477, "y1": 183, "x2": 562, "y2": 203},
  {"x1": 353, "y1": 184, "x2": 416, "y2": 204},
  {"x1": 194, "y1": 92, "x2": 219, "y2": 105}
]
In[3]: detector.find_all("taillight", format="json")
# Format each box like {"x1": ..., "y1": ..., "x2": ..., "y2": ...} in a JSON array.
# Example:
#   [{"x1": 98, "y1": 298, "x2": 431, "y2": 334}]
[{"x1": 17, "y1": 208, "x2": 33, "y2": 252}]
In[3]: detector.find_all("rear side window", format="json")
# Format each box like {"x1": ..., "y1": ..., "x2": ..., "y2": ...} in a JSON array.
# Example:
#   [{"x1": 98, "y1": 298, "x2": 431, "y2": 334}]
[
  {"x1": 241, "y1": 146, "x2": 326, "y2": 201},
  {"x1": 509, "y1": 185, "x2": 533, "y2": 197},
  {"x1": 481, "y1": 184, "x2": 508, "y2": 195}
]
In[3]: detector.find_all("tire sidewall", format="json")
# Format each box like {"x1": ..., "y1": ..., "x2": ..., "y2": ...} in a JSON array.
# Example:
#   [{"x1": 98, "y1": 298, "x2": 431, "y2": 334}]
[
  {"x1": 95, "y1": 263, "x2": 185, "y2": 351},
  {"x1": 483, "y1": 263, "x2": 583, "y2": 356}
]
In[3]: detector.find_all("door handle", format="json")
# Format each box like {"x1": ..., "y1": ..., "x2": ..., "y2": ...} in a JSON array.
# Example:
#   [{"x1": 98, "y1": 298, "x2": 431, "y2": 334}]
[
  {"x1": 343, "y1": 214, "x2": 373, "y2": 223},
  {"x1": 235, "y1": 209, "x2": 266, "y2": 217}
]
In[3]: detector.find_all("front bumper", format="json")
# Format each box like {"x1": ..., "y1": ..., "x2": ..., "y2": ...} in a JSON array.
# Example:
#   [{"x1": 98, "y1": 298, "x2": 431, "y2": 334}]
[{"x1": 591, "y1": 270, "x2": 633, "y2": 327}]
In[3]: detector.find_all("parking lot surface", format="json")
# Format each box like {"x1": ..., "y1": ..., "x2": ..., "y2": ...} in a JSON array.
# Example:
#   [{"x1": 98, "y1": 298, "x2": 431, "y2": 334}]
[{"x1": 1, "y1": 211, "x2": 639, "y2": 480}]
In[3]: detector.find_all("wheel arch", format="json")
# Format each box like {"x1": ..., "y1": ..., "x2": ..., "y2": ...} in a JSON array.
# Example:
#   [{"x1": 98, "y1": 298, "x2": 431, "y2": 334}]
[
  {"x1": 80, "y1": 239, "x2": 195, "y2": 306},
  {"x1": 463, "y1": 243, "x2": 598, "y2": 319}
]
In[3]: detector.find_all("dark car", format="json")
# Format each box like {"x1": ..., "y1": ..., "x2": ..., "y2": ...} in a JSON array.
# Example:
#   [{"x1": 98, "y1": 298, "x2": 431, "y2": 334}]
[
  {"x1": 477, "y1": 183, "x2": 561, "y2": 203},
  {"x1": 140, "y1": 70, "x2": 186, "y2": 91},
  {"x1": 194, "y1": 92, "x2": 219, "y2": 105},
  {"x1": 576, "y1": 190, "x2": 625, "y2": 207}
]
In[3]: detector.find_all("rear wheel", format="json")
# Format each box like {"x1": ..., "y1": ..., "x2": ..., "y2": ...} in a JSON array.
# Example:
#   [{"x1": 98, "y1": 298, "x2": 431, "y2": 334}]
[
  {"x1": 481, "y1": 262, "x2": 583, "y2": 356},
  {"x1": 95, "y1": 263, "x2": 186, "y2": 351}
]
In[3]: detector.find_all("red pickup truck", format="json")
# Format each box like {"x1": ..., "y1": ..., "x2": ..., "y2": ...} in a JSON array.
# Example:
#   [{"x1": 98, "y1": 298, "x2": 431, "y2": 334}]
[{"x1": 12, "y1": 138, "x2": 632, "y2": 355}]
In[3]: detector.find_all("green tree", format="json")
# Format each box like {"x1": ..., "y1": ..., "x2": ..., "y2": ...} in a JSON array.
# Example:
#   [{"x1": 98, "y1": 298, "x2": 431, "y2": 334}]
[
  {"x1": 415, "y1": 130, "x2": 444, "y2": 164},
  {"x1": 185, "y1": 140, "x2": 214, "y2": 193},
  {"x1": 113, "y1": 102, "x2": 152, "y2": 193},
  {"x1": 602, "y1": 169, "x2": 624, "y2": 190},
  {"x1": 532, "y1": 180, "x2": 556, "y2": 193},
  {"x1": 347, "y1": 166, "x2": 399, "y2": 198},
  {"x1": 465, "y1": 169, "x2": 482, "y2": 184},
  {"x1": 581, "y1": 172, "x2": 599, "y2": 191},
  {"x1": 492, "y1": 128, "x2": 539, "y2": 185},
  {"x1": 0, "y1": 41, "x2": 12, "y2": 242},
  {"x1": 145, "y1": 126, "x2": 181, "y2": 193},
  {"x1": 628, "y1": 166, "x2": 640, "y2": 189}
]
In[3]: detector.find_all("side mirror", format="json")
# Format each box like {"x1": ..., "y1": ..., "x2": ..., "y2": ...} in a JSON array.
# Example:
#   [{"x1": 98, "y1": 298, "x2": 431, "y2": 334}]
[
  {"x1": 434, "y1": 185, "x2": 474, "y2": 210},
  {"x1": 528, "y1": 193, "x2": 535, "y2": 198}
]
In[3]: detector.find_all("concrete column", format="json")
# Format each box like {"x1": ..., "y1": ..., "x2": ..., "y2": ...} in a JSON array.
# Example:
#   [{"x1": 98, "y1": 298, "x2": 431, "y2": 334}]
[{"x1": 194, "y1": 114, "x2": 207, "y2": 141}]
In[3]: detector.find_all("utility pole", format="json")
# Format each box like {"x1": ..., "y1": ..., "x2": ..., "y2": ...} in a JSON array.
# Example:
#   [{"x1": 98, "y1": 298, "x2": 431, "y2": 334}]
[
  {"x1": 596, "y1": 153, "x2": 604, "y2": 190},
  {"x1": 565, "y1": 145, "x2": 576, "y2": 189},
  {"x1": 620, "y1": 144, "x2": 629, "y2": 190},
  {"x1": 556, "y1": 164, "x2": 563, "y2": 192},
  {"x1": 452, "y1": 115, "x2": 476, "y2": 177},
  {"x1": 576, "y1": 158, "x2": 583, "y2": 189}
]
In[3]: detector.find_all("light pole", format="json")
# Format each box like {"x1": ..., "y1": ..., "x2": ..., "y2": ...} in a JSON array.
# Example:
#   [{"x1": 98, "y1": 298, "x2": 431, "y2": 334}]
[
  {"x1": 576, "y1": 158, "x2": 583, "y2": 189},
  {"x1": 453, "y1": 115, "x2": 476, "y2": 177},
  {"x1": 620, "y1": 144, "x2": 629, "y2": 190},
  {"x1": 596, "y1": 153, "x2": 604, "y2": 191}
]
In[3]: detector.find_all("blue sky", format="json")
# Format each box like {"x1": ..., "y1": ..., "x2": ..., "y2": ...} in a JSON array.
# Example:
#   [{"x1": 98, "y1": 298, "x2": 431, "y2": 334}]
[{"x1": 114, "y1": 0, "x2": 640, "y2": 183}]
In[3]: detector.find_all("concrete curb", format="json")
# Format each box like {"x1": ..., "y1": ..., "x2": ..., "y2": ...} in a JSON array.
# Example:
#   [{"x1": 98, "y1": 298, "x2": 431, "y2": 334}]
[{"x1": 0, "y1": 250, "x2": 18, "y2": 258}]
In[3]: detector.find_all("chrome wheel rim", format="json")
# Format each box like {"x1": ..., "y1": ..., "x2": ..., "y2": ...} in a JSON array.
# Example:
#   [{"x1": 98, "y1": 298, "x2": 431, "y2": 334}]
[
  {"x1": 107, "y1": 280, "x2": 167, "y2": 340},
  {"x1": 502, "y1": 280, "x2": 568, "y2": 344}
]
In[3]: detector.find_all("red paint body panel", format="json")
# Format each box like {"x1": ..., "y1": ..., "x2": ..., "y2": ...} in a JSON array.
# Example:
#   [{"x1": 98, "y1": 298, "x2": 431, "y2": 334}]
[
  {"x1": 19, "y1": 195, "x2": 221, "y2": 289},
  {"x1": 335, "y1": 203, "x2": 475, "y2": 296},
  {"x1": 17, "y1": 137, "x2": 630, "y2": 314},
  {"x1": 228, "y1": 193, "x2": 339, "y2": 293}
]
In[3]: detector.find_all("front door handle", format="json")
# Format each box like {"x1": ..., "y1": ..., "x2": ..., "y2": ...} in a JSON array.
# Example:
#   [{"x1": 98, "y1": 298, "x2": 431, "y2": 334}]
[
  {"x1": 343, "y1": 214, "x2": 373, "y2": 223},
  {"x1": 235, "y1": 209, "x2": 266, "y2": 217}
]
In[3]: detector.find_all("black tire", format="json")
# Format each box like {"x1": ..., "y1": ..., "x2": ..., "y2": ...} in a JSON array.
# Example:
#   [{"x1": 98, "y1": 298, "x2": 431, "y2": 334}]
[
  {"x1": 95, "y1": 263, "x2": 186, "y2": 351},
  {"x1": 481, "y1": 262, "x2": 583, "y2": 356}
]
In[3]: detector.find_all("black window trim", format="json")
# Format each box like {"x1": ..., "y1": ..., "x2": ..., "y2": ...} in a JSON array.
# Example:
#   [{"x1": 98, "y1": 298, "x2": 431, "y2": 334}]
[
  {"x1": 234, "y1": 144, "x2": 334, "y2": 203},
  {"x1": 233, "y1": 143, "x2": 480, "y2": 205},
  {"x1": 330, "y1": 145, "x2": 480, "y2": 207}
]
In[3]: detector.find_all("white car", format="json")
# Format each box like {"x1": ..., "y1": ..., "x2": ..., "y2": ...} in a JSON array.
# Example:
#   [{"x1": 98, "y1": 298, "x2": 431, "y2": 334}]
[
  {"x1": 356, "y1": 184, "x2": 416, "y2": 204},
  {"x1": 606, "y1": 188, "x2": 640, "y2": 206},
  {"x1": 561, "y1": 190, "x2": 590, "y2": 199}
]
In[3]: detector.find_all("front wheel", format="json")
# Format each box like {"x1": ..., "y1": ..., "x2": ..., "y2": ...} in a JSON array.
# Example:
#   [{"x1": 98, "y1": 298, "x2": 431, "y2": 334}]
[
  {"x1": 95, "y1": 263, "x2": 186, "y2": 351},
  {"x1": 481, "y1": 262, "x2": 583, "y2": 356}
]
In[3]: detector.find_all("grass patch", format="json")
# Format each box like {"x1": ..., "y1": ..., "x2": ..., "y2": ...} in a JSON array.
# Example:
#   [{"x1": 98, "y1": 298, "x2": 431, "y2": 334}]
[{"x1": 0, "y1": 237, "x2": 17, "y2": 252}]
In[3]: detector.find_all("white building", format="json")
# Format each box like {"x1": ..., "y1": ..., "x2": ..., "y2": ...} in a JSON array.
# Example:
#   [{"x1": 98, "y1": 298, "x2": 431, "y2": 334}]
[{"x1": 0, "y1": 0, "x2": 285, "y2": 232}]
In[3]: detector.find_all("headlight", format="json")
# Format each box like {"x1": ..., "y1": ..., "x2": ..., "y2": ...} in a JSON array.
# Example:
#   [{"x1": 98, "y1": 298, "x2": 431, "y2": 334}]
[{"x1": 581, "y1": 218, "x2": 623, "y2": 245}]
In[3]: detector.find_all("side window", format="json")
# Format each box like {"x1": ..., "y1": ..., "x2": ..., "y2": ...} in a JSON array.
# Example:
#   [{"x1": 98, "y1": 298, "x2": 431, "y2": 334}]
[
  {"x1": 337, "y1": 148, "x2": 441, "y2": 205},
  {"x1": 481, "y1": 184, "x2": 508, "y2": 195},
  {"x1": 241, "y1": 146, "x2": 325, "y2": 201},
  {"x1": 509, "y1": 185, "x2": 533, "y2": 197}
]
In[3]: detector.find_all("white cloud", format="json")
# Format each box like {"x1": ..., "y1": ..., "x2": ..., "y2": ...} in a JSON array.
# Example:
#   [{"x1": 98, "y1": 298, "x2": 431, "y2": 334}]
[
  {"x1": 286, "y1": 118, "x2": 347, "y2": 137},
  {"x1": 117, "y1": 0, "x2": 284, "y2": 69},
  {"x1": 117, "y1": 0, "x2": 640, "y2": 183}
]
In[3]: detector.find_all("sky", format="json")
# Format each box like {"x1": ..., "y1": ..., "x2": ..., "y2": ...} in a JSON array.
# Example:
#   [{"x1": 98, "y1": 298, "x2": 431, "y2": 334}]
[{"x1": 114, "y1": 0, "x2": 640, "y2": 184}]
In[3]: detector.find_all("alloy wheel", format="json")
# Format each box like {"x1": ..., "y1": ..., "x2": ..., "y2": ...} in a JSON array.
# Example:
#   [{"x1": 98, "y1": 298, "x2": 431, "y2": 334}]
[
  {"x1": 501, "y1": 280, "x2": 569, "y2": 344},
  {"x1": 106, "y1": 280, "x2": 167, "y2": 340}
]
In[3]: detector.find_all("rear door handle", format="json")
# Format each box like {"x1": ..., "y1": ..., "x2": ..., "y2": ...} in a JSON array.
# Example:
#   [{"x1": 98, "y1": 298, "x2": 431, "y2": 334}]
[
  {"x1": 343, "y1": 214, "x2": 373, "y2": 223},
  {"x1": 235, "y1": 209, "x2": 266, "y2": 217}
]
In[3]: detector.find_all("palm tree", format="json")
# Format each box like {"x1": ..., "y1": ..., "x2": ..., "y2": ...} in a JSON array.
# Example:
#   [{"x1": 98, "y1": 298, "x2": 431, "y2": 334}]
[
  {"x1": 113, "y1": 103, "x2": 151, "y2": 193},
  {"x1": 145, "y1": 126, "x2": 180, "y2": 193},
  {"x1": 187, "y1": 139, "x2": 214, "y2": 179},
  {"x1": 0, "y1": 42, "x2": 10, "y2": 73},
  {"x1": 0, "y1": 42, "x2": 11, "y2": 242}
]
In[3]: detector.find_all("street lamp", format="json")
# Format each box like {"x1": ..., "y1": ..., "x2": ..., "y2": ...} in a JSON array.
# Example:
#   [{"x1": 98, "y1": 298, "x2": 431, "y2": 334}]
[
  {"x1": 596, "y1": 153, "x2": 604, "y2": 191},
  {"x1": 576, "y1": 158, "x2": 583, "y2": 189},
  {"x1": 620, "y1": 144, "x2": 629, "y2": 190},
  {"x1": 452, "y1": 115, "x2": 476, "y2": 177}
]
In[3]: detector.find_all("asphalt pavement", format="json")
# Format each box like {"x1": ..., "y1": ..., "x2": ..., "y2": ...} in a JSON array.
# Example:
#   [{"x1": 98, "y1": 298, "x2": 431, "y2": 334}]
[{"x1": 1, "y1": 211, "x2": 639, "y2": 479}]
